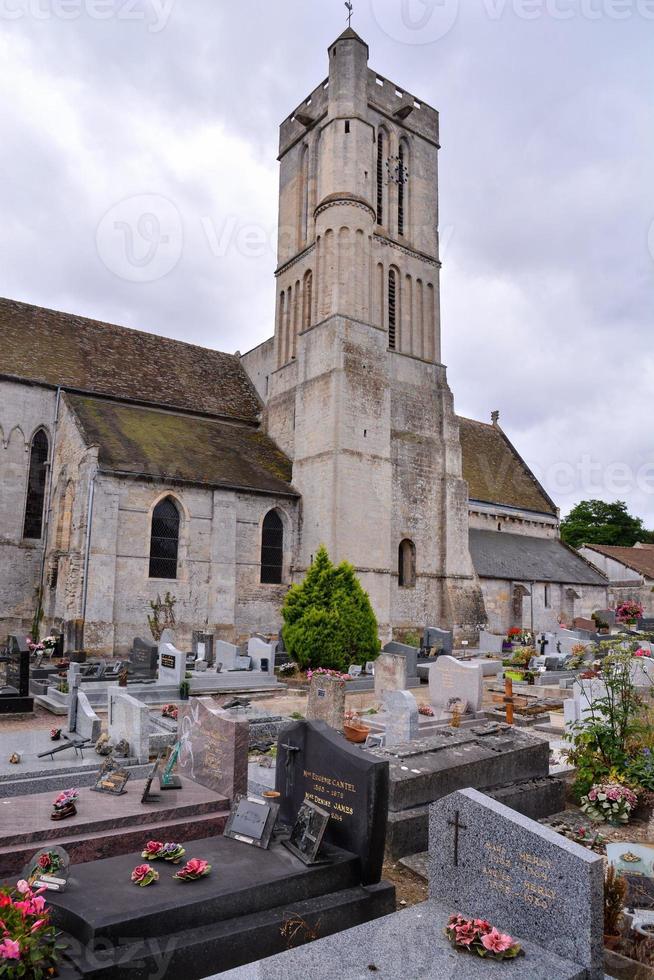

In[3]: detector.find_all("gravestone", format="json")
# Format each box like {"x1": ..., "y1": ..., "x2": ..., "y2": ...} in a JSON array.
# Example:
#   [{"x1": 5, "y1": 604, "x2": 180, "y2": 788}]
[
  {"x1": 275, "y1": 719, "x2": 389, "y2": 885},
  {"x1": 108, "y1": 690, "x2": 149, "y2": 763},
  {"x1": 216, "y1": 641, "x2": 239, "y2": 671},
  {"x1": 631, "y1": 655, "x2": 654, "y2": 688},
  {"x1": 382, "y1": 641, "x2": 418, "y2": 677},
  {"x1": 563, "y1": 677, "x2": 607, "y2": 730},
  {"x1": 383, "y1": 690, "x2": 418, "y2": 747},
  {"x1": 428, "y1": 655, "x2": 483, "y2": 714},
  {"x1": 478, "y1": 630, "x2": 504, "y2": 654},
  {"x1": 247, "y1": 637, "x2": 276, "y2": 675},
  {"x1": 157, "y1": 634, "x2": 186, "y2": 687},
  {"x1": 193, "y1": 631, "x2": 215, "y2": 667},
  {"x1": 2, "y1": 636, "x2": 33, "y2": 713},
  {"x1": 129, "y1": 637, "x2": 158, "y2": 677},
  {"x1": 348, "y1": 665, "x2": 362, "y2": 678},
  {"x1": 177, "y1": 697, "x2": 248, "y2": 801},
  {"x1": 75, "y1": 691, "x2": 101, "y2": 741},
  {"x1": 374, "y1": 653, "x2": 407, "y2": 699},
  {"x1": 429, "y1": 788, "x2": 604, "y2": 978},
  {"x1": 306, "y1": 674, "x2": 346, "y2": 731},
  {"x1": 423, "y1": 626, "x2": 454, "y2": 656}
]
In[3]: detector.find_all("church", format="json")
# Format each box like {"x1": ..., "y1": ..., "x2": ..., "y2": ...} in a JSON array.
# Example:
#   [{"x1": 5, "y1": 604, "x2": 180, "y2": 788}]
[{"x1": 0, "y1": 28, "x2": 607, "y2": 654}]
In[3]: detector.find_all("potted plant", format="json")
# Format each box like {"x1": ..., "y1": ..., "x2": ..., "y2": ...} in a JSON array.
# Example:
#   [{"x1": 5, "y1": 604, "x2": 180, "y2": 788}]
[
  {"x1": 604, "y1": 864, "x2": 627, "y2": 949},
  {"x1": 179, "y1": 680, "x2": 190, "y2": 701},
  {"x1": 343, "y1": 710, "x2": 370, "y2": 743}
]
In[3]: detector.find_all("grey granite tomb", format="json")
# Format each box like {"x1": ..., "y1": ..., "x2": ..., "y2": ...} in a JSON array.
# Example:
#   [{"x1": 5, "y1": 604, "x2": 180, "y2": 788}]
[{"x1": 383, "y1": 690, "x2": 418, "y2": 748}]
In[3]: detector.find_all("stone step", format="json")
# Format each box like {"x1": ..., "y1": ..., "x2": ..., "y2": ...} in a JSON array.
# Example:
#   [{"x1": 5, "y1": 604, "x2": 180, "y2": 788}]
[{"x1": 0, "y1": 762, "x2": 151, "y2": 798}]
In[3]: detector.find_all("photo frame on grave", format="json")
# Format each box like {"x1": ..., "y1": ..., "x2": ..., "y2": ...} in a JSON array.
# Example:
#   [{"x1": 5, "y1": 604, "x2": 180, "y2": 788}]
[
  {"x1": 90, "y1": 757, "x2": 130, "y2": 796},
  {"x1": 223, "y1": 794, "x2": 279, "y2": 849},
  {"x1": 283, "y1": 798, "x2": 330, "y2": 866},
  {"x1": 22, "y1": 845, "x2": 70, "y2": 892},
  {"x1": 141, "y1": 753, "x2": 163, "y2": 803}
]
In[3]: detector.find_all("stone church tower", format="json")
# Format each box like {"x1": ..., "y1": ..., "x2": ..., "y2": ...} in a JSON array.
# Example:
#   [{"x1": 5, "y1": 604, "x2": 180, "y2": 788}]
[{"x1": 247, "y1": 28, "x2": 486, "y2": 635}]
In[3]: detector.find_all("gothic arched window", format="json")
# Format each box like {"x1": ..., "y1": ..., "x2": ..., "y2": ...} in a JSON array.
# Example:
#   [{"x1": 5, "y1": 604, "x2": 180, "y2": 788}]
[
  {"x1": 149, "y1": 497, "x2": 180, "y2": 579},
  {"x1": 23, "y1": 429, "x2": 49, "y2": 539},
  {"x1": 398, "y1": 539, "x2": 416, "y2": 588},
  {"x1": 261, "y1": 510, "x2": 284, "y2": 584},
  {"x1": 388, "y1": 268, "x2": 397, "y2": 350}
]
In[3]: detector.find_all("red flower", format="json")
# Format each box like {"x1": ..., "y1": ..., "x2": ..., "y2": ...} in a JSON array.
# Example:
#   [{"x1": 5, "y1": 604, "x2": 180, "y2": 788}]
[
  {"x1": 185, "y1": 859, "x2": 208, "y2": 876},
  {"x1": 454, "y1": 922, "x2": 479, "y2": 946},
  {"x1": 481, "y1": 928, "x2": 515, "y2": 953}
]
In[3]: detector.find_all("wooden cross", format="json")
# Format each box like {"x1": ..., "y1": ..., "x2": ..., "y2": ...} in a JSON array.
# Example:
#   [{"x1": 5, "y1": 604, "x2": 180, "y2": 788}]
[
  {"x1": 345, "y1": 1, "x2": 353, "y2": 27},
  {"x1": 448, "y1": 810, "x2": 467, "y2": 867}
]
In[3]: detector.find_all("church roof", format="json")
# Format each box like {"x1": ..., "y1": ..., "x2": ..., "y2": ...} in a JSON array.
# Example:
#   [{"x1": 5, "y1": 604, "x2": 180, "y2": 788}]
[
  {"x1": 66, "y1": 394, "x2": 296, "y2": 497},
  {"x1": 469, "y1": 529, "x2": 607, "y2": 585},
  {"x1": 0, "y1": 297, "x2": 262, "y2": 424},
  {"x1": 336, "y1": 27, "x2": 367, "y2": 44},
  {"x1": 582, "y1": 544, "x2": 654, "y2": 580},
  {"x1": 458, "y1": 417, "x2": 557, "y2": 517}
]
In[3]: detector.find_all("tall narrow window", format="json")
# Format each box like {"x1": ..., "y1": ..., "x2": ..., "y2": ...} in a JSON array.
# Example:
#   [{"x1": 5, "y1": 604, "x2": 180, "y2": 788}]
[
  {"x1": 149, "y1": 497, "x2": 180, "y2": 579},
  {"x1": 303, "y1": 270, "x2": 313, "y2": 330},
  {"x1": 261, "y1": 510, "x2": 284, "y2": 585},
  {"x1": 544, "y1": 584, "x2": 552, "y2": 609},
  {"x1": 398, "y1": 539, "x2": 416, "y2": 588},
  {"x1": 376, "y1": 130, "x2": 384, "y2": 225},
  {"x1": 23, "y1": 429, "x2": 49, "y2": 539},
  {"x1": 388, "y1": 269, "x2": 397, "y2": 350},
  {"x1": 398, "y1": 144, "x2": 406, "y2": 236},
  {"x1": 300, "y1": 145, "x2": 309, "y2": 245}
]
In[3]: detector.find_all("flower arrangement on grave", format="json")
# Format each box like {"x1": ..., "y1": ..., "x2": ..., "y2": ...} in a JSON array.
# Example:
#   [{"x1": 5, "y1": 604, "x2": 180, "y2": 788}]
[
  {"x1": 635, "y1": 648, "x2": 652, "y2": 658},
  {"x1": 567, "y1": 644, "x2": 589, "y2": 671},
  {"x1": 616, "y1": 600, "x2": 644, "y2": 626},
  {"x1": 173, "y1": 859, "x2": 211, "y2": 882},
  {"x1": 49, "y1": 728, "x2": 62, "y2": 742},
  {"x1": 141, "y1": 841, "x2": 186, "y2": 864},
  {"x1": 130, "y1": 864, "x2": 159, "y2": 887},
  {"x1": 418, "y1": 704, "x2": 434, "y2": 717},
  {"x1": 445, "y1": 915, "x2": 523, "y2": 960},
  {"x1": 343, "y1": 710, "x2": 370, "y2": 743},
  {"x1": 50, "y1": 788, "x2": 79, "y2": 821},
  {"x1": 580, "y1": 783, "x2": 638, "y2": 825},
  {"x1": 161, "y1": 703, "x2": 178, "y2": 720},
  {"x1": 28, "y1": 851, "x2": 63, "y2": 881},
  {"x1": 306, "y1": 667, "x2": 351, "y2": 682},
  {"x1": 278, "y1": 661, "x2": 299, "y2": 676},
  {"x1": 0, "y1": 880, "x2": 64, "y2": 977}
]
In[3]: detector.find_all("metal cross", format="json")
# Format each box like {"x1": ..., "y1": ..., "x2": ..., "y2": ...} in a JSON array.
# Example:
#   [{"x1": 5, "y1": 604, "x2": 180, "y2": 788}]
[
  {"x1": 447, "y1": 810, "x2": 467, "y2": 867},
  {"x1": 345, "y1": 1, "x2": 353, "y2": 27},
  {"x1": 281, "y1": 742, "x2": 300, "y2": 796}
]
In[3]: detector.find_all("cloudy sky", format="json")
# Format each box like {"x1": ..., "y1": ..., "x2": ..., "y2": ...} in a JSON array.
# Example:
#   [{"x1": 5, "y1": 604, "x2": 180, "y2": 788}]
[{"x1": 1, "y1": 0, "x2": 652, "y2": 524}]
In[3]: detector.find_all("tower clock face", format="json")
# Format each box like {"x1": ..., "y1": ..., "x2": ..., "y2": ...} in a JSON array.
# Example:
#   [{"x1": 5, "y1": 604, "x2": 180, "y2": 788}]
[{"x1": 386, "y1": 155, "x2": 409, "y2": 186}]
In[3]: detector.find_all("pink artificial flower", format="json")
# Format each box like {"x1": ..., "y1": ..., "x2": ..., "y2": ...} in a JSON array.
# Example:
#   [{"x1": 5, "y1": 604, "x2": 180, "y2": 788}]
[
  {"x1": 131, "y1": 864, "x2": 152, "y2": 883},
  {"x1": 144, "y1": 841, "x2": 163, "y2": 854},
  {"x1": 455, "y1": 921, "x2": 479, "y2": 946},
  {"x1": 0, "y1": 938, "x2": 21, "y2": 960},
  {"x1": 185, "y1": 859, "x2": 208, "y2": 876},
  {"x1": 15, "y1": 881, "x2": 29, "y2": 895},
  {"x1": 30, "y1": 919, "x2": 46, "y2": 933},
  {"x1": 481, "y1": 928, "x2": 515, "y2": 953},
  {"x1": 31, "y1": 896, "x2": 46, "y2": 914},
  {"x1": 474, "y1": 918, "x2": 492, "y2": 933}
]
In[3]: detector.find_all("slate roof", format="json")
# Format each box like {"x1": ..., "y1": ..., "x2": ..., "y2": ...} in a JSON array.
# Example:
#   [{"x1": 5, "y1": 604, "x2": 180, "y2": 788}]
[
  {"x1": 458, "y1": 418, "x2": 557, "y2": 517},
  {"x1": 66, "y1": 394, "x2": 296, "y2": 497},
  {"x1": 0, "y1": 297, "x2": 262, "y2": 424},
  {"x1": 582, "y1": 544, "x2": 654, "y2": 581},
  {"x1": 469, "y1": 529, "x2": 607, "y2": 586}
]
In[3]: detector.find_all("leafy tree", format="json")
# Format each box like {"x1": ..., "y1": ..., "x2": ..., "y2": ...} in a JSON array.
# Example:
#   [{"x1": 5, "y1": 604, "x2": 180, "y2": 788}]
[
  {"x1": 281, "y1": 546, "x2": 381, "y2": 673},
  {"x1": 561, "y1": 499, "x2": 654, "y2": 550}
]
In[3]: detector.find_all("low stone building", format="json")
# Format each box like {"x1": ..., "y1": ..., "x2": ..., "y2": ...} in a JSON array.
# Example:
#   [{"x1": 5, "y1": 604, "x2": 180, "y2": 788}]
[{"x1": 579, "y1": 543, "x2": 654, "y2": 618}]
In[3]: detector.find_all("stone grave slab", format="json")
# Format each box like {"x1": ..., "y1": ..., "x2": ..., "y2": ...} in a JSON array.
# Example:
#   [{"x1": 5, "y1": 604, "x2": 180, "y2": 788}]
[
  {"x1": 429, "y1": 655, "x2": 483, "y2": 714},
  {"x1": 373, "y1": 652, "x2": 407, "y2": 699},
  {"x1": 429, "y1": 788, "x2": 604, "y2": 978},
  {"x1": 177, "y1": 696, "x2": 248, "y2": 801},
  {"x1": 247, "y1": 637, "x2": 276, "y2": 674},
  {"x1": 306, "y1": 673, "x2": 345, "y2": 730},
  {"x1": 383, "y1": 689, "x2": 418, "y2": 747},
  {"x1": 275, "y1": 719, "x2": 389, "y2": 885},
  {"x1": 382, "y1": 641, "x2": 418, "y2": 677},
  {"x1": 75, "y1": 691, "x2": 101, "y2": 742},
  {"x1": 129, "y1": 637, "x2": 158, "y2": 677},
  {"x1": 108, "y1": 690, "x2": 149, "y2": 763}
]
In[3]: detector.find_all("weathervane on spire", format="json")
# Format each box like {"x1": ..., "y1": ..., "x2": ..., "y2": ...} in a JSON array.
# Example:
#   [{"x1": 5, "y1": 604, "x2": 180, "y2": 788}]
[{"x1": 345, "y1": 1, "x2": 353, "y2": 27}]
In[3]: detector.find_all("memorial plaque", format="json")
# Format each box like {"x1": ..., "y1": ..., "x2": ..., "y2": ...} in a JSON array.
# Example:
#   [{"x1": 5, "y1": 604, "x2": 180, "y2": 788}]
[
  {"x1": 429, "y1": 788, "x2": 604, "y2": 979},
  {"x1": 161, "y1": 654, "x2": 176, "y2": 670},
  {"x1": 91, "y1": 758, "x2": 130, "y2": 796},
  {"x1": 141, "y1": 754, "x2": 163, "y2": 803},
  {"x1": 284, "y1": 799, "x2": 330, "y2": 866},
  {"x1": 275, "y1": 720, "x2": 389, "y2": 885},
  {"x1": 22, "y1": 845, "x2": 70, "y2": 892},
  {"x1": 223, "y1": 794, "x2": 279, "y2": 849}
]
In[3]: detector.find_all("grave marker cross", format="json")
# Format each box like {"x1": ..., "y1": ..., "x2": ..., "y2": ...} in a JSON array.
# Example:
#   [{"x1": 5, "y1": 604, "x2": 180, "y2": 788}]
[{"x1": 447, "y1": 810, "x2": 467, "y2": 867}]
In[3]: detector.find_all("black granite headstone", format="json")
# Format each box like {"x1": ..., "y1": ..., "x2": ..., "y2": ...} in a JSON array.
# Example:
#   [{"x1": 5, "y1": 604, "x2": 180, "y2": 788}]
[
  {"x1": 7, "y1": 636, "x2": 30, "y2": 696},
  {"x1": 275, "y1": 720, "x2": 389, "y2": 885}
]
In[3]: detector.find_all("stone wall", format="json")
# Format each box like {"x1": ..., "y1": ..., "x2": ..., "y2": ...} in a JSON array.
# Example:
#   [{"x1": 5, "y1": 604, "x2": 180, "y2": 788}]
[
  {"x1": 480, "y1": 578, "x2": 608, "y2": 634},
  {"x1": 469, "y1": 506, "x2": 559, "y2": 539}
]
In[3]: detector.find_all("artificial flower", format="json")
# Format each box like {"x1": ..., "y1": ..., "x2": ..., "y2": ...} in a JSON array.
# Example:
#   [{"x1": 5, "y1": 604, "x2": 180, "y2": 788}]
[
  {"x1": 481, "y1": 929, "x2": 515, "y2": 953},
  {"x1": 0, "y1": 938, "x2": 21, "y2": 960}
]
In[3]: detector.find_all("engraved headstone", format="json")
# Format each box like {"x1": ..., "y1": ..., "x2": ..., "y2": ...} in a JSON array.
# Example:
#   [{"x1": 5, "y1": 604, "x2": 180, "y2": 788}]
[
  {"x1": 247, "y1": 637, "x2": 276, "y2": 675},
  {"x1": 429, "y1": 788, "x2": 603, "y2": 978},
  {"x1": 216, "y1": 640, "x2": 239, "y2": 670},
  {"x1": 157, "y1": 635, "x2": 186, "y2": 686},
  {"x1": 306, "y1": 674, "x2": 346, "y2": 730},
  {"x1": 177, "y1": 697, "x2": 248, "y2": 801},
  {"x1": 108, "y1": 689, "x2": 149, "y2": 763},
  {"x1": 383, "y1": 690, "x2": 419, "y2": 747},
  {"x1": 429, "y1": 655, "x2": 483, "y2": 714},
  {"x1": 67, "y1": 663, "x2": 82, "y2": 732},
  {"x1": 382, "y1": 641, "x2": 418, "y2": 677},
  {"x1": 374, "y1": 652, "x2": 407, "y2": 699},
  {"x1": 275, "y1": 720, "x2": 389, "y2": 885}
]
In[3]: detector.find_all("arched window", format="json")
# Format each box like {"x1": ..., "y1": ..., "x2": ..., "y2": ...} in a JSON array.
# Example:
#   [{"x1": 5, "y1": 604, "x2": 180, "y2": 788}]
[
  {"x1": 376, "y1": 129, "x2": 385, "y2": 225},
  {"x1": 23, "y1": 429, "x2": 49, "y2": 539},
  {"x1": 300, "y1": 144, "x2": 309, "y2": 245},
  {"x1": 398, "y1": 142, "x2": 407, "y2": 236},
  {"x1": 398, "y1": 539, "x2": 416, "y2": 588},
  {"x1": 303, "y1": 269, "x2": 313, "y2": 330},
  {"x1": 388, "y1": 268, "x2": 397, "y2": 350},
  {"x1": 149, "y1": 497, "x2": 180, "y2": 579},
  {"x1": 261, "y1": 510, "x2": 284, "y2": 584}
]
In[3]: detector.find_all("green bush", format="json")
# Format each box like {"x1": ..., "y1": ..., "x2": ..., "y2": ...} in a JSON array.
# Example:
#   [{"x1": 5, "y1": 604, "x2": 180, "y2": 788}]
[{"x1": 281, "y1": 546, "x2": 381, "y2": 674}]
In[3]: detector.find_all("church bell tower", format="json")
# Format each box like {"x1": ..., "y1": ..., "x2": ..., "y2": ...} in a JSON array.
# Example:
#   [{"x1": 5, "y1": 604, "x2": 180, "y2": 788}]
[{"x1": 264, "y1": 27, "x2": 484, "y2": 636}]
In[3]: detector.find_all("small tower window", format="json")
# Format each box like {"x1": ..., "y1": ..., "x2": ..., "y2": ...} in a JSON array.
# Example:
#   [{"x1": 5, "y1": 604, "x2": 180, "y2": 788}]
[
  {"x1": 261, "y1": 510, "x2": 284, "y2": 585},
  {"x1": 303, "y1": 269, "x2": 313, "y2": 330},
  {"x1": 388, "y1": 269, "x2": 397, "y2": 350},
  {"x1": 377, "y1": 130, "x2": 384, "y2": 225},
  {"x1": 398, "y1": 539, "x2": 416, "y2": 588},
  {"x1": 398, "y1": 144, "x2": 406, "y2": 236},
  {"x1": 345, "y1": 121, "x2": 350, "y2": 134},
  {"x1": 149, "y1": 497, "x2": 180, "y2": 579},
  {"x1": 23, "y1": 429, "x2": 49, "y2": 539}
]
